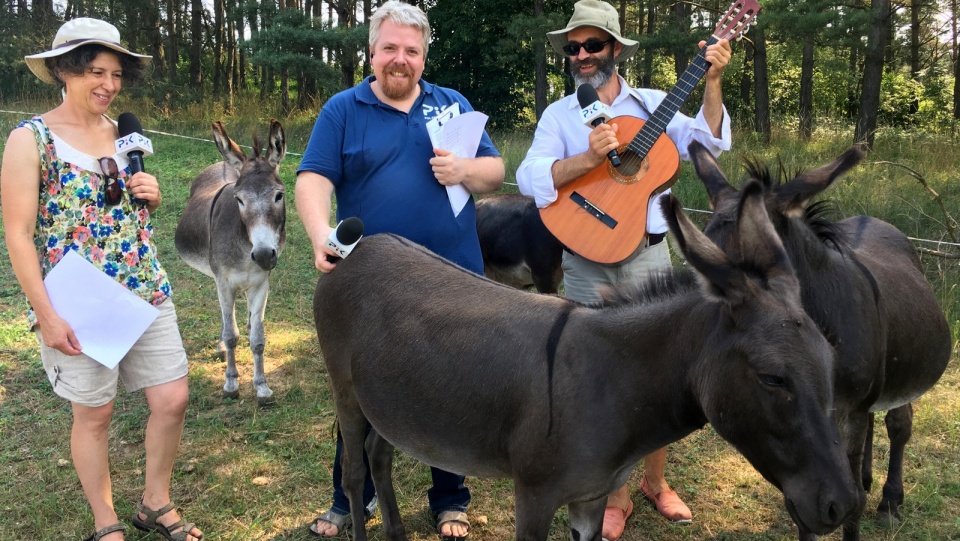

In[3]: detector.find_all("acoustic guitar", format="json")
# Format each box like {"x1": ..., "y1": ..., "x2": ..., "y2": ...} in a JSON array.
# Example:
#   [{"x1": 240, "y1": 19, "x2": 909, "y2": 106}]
[{"x1": 540, "y1": 0, "x2": 761, "y2": 264}]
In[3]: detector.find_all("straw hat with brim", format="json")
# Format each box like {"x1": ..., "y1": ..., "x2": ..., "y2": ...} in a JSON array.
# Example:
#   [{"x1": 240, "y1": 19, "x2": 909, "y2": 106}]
[
  {"x1": 547, "y1": 0, "x2": 639, "y2": 63},
  {"x1": 25, "y1": 17, "x2": 151, "y2": 84}
]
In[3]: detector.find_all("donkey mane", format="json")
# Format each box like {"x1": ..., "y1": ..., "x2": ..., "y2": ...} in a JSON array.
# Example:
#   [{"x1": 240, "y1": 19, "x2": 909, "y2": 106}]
[
  {"x1": 595, "y1": 269, "x2": 699, "y2": 308},
  {"x1": 743, "y1": 155, "x2": 847, "y2": 252}
]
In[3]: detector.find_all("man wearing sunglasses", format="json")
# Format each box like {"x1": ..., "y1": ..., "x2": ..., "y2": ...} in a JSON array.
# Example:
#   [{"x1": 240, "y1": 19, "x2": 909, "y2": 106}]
[{"x1": 516, "y1": 1, "x2": 732, "y2": 539}]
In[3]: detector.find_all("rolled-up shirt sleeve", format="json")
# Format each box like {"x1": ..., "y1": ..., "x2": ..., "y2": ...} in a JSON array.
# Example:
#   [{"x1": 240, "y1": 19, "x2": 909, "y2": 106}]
[
  {"x1": 667, "y1": 102, "x2": 731, "y2": 160},
  {"x1": 516, "y1": 105, "x2": 567, "y2": 209}
]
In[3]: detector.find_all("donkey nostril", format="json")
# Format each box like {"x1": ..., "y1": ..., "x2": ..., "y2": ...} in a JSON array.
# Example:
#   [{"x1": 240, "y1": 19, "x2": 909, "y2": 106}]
[{"x1": 826, "y1": 502, "x2": 839, "y2": 524}]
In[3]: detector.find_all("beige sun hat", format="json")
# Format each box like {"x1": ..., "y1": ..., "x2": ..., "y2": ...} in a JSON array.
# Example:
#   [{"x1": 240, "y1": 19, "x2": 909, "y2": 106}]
[
  {"x1": 547, "y1": 0, "x2": 639, "y2": 63},
  {"x1": 25, "y1": 17, "x2": 151, "y2": 84}
]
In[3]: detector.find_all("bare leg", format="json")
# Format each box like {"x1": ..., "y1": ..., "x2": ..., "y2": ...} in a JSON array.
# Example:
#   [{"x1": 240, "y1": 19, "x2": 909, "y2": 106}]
[
  {"x1": 138, "y1": 377, "x2": 202, "y2": 541},
  {"x1": 641, "y1": 447, "x2": 692, "y2": 523},
  {"x1": 71, "y1": 401, "x2": 124, "y2": 541},
  {"x1": 642, "y1": 448, "x2": 669, "y2": 492}
]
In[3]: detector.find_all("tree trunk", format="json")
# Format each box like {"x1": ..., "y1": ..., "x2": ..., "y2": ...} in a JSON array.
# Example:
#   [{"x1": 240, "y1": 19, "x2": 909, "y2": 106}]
[
  {"x1": 740, "y1": 35, "x2": 753, "y2": 112},
  {"x1": 641, "y1": 2, "x2": 655, "y2": 88},
  {"x1": 909, "y1": 0, "x2": 921, "y2": 116},
  {"x1": 799, "y1": 33, "x2": 814, "y2": 141},
  {"x1": 672, "y1": 1, "x2": 691, "y2": 81},
  {"x1": 847, "y1": 43, "x2": 858, "y2": 118},
  {"x1": 145, "y1": 0, "x2": 166, "y2": 80},
  {"x1": 753, "y1": 22, "x2": 770, "y2": 143},
  {"x1": 166, "y1": 0, "x2": 179, "y2": 83},
  {"x1": 954, "y1": 0, "x2": 959, "y2": 120},
  {"x1": 189, "y1": 0, "x2": 203, "y2": 90},
  {"x1": 534, "y1": 0, "x2": 547, "y2": 120},
  {"x1": 213, "y1": 0, "x2": 224, "y2": 100},
  {"x1": 855, "y1": 0, "x2": 891, "y2": 147}
]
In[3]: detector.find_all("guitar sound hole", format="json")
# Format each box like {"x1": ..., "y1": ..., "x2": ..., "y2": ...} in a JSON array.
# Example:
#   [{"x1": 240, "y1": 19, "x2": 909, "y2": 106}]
[{"x1": 609, "y1": 150, "x2": 645, "y2": 182}]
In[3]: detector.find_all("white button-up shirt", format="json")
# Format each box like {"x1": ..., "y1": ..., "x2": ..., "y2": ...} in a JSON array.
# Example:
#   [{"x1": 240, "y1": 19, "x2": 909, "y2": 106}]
[{"x1": 516, "y1": 76, "x2": 731, "y2": 235}]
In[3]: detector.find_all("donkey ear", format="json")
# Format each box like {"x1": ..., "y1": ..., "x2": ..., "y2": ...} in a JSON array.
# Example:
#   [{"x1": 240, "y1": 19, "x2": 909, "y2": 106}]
[
  {"x1": 661, "y1": 194, "x2": 744, "y2": 303},
  {"x1": 265, "y1": 119, "x2": 286, "y2": 170},
  {"x1": 688, "y1": 141, "x2": 734, "y2": 211},
  {"x1": 735, "y1": 181, "x2": 802, "y2": 300},
  {"x1": 211, "y1": 121, "x2": 247, "y2": 171},
  {"x1": 775, "y1": 145, "x2": 865, "y2": 218}
]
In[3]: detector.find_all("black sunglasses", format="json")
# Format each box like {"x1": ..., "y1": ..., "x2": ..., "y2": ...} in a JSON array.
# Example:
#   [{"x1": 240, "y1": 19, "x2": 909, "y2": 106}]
[
  {"x1": 562, "y1": 38, "x2": 615, "y2": 56},
  {"x1": 98, "y1": 156, "x2": 123, "y2": 206}
]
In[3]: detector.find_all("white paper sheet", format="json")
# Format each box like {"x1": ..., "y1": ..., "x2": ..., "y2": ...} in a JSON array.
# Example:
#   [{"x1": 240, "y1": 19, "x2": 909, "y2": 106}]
[
  {"x1": 43, "y1": 250, "x2": 160, "y2": 368},
  {"x1": 426, "y1": 103, "x2": 490, "y2": 217}
]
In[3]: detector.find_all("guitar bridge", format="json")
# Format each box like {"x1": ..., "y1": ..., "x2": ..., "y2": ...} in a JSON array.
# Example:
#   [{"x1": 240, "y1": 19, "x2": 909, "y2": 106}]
[{"x1": 570, "y1": 192, "x2": 617, "y2": 229}]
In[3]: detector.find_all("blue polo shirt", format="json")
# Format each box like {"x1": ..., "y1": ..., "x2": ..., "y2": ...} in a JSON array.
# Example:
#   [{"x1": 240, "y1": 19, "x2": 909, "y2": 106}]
[{"x1": 298, "y1": 76, "x2": 500, "y2": 274}]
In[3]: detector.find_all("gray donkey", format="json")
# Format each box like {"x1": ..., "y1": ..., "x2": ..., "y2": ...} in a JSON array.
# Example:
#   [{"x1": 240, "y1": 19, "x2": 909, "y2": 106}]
[
  {"x1": 175, "y1": 120, "x2": 286, "y2": 406},
  {"x1": 313, "y1": 185, "x2": 860, "y2": 541}
]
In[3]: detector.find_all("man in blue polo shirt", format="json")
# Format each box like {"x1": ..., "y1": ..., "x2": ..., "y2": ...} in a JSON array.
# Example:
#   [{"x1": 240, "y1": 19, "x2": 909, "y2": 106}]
[{"x1": 295, "y1": 1, "x2": 504, "y2": 539}]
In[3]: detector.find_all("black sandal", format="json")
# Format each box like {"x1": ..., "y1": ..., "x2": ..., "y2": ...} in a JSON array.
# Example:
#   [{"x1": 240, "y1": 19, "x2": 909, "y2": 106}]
[
  {"x1": 83, "y1": 522, "x2": 125, "y2": 541},
  {"x1": 131, "y1": 501, "x2": 203, "y2": 541}
]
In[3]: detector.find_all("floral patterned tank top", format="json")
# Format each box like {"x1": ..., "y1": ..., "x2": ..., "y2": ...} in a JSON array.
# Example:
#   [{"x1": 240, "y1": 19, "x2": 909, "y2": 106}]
[{"x1": 20, "y1": 116, "x2": 171, "y2": 327}]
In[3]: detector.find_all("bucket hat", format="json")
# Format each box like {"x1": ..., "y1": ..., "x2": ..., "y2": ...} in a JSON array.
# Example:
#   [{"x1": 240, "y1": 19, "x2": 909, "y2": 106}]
[
  {"x1": 25, "y1": 17, "x2": 151, "y2": 84},
  {"x1": 547, "y1": 0, "x2": 639, "y2": 63}
]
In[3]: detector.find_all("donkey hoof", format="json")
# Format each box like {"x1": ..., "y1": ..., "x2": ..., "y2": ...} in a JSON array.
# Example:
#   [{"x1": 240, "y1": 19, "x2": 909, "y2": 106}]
[
  {"x1": 257, "y1": 395, "x2": 276, "y2": 408},
  {"x1": 223, "y1": 389, "x2": 241, "y2": 400}
]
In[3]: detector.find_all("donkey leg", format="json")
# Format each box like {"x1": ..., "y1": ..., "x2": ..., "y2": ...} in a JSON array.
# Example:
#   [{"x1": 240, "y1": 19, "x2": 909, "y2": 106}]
[
  {"x1": 334, "y1": 398, "x2": 367, "y2": 541},
  {"x1": 215, "y1": 280, "x2": 241, "y2": 399},
  {"x1": 839, "y1": 412, "x2": 870, "y2": 541},
  {"x1": 861, "y1": 413, "x2": 875, "y2": 492},
  {"x1": 513, "y1": 485, "x2": 560, "y2": 541},
  {"x1": 567, "y1": 498, "x2": 607, "y2": 541},
  {"x1": 247, "y1": 278, "x2": 274, "y2": 406},
  {"x1": 877, "y1": 403, "x2": 913, "y2": 526},
  {"x1": 367, "y1": 430, "x2": 407, "y2": 541}
]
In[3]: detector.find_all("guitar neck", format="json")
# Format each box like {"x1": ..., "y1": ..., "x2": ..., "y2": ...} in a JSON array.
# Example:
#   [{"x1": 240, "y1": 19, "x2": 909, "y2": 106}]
[{"x1": 627, "y1": 35, "x2": 719, "y2": 160}]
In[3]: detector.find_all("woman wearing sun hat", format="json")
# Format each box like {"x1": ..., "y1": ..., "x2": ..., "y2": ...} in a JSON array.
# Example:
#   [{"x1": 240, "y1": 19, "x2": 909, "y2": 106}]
[{"x1": 1, "y1": 18, "x2": 202, "y2": 541}]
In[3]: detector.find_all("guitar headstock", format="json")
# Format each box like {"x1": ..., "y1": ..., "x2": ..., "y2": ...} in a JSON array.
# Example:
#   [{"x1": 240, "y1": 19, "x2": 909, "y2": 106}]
[{"x1": 713, "y1": 0, "x2": 761, "y2": 42}]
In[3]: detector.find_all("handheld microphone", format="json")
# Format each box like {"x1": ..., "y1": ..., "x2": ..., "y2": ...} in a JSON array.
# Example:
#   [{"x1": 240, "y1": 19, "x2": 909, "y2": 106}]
[
  {"x1": 116, "y1": 112, "x2": 154, "y2": 205},
  {"x1": 576, "y1": 84, "x2": 621, "y2": 167},
  {"x1": 325, "y1": 217, "x2": 365, "y2": 262}
]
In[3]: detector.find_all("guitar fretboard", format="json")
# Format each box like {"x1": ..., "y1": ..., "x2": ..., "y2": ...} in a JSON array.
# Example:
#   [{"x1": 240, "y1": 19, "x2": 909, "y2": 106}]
[{"x1": 626, "y1": 35, "x2": 719, "y2": 159}]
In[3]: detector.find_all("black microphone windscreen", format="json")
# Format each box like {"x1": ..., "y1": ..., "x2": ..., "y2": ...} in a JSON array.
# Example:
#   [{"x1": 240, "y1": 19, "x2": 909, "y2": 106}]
[
  {"x1": 576, "y1": 84, "x2": 600, "y2": 109},
  {"x1": 335, "y1": 217, "x2": 365, "y2": 245},
  {"x1": 118, "y1": 112, "x2": 144, "y2": 137}
]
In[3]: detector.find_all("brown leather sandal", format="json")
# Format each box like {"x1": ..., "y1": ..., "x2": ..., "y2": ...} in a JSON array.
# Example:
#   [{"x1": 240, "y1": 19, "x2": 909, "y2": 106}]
[
  {"x1": 436, "y1": 510, "x2": 470, "y2": 541},
  {"x1": 83, "y1": 522, "x2": 125, "y2": 541},
  {"x1": 131, "y1": 501, "x2": 203, "y2": 541}
]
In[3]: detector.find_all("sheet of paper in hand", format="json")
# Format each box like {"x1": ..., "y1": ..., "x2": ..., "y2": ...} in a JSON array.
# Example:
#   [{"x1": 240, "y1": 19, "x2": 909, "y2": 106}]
[
  {"x1": 43, "y1": 250, "x2": 161, "y2": 368},
  {"x1": 426, "y1": 102, "x2": 490, "y2": 217}
]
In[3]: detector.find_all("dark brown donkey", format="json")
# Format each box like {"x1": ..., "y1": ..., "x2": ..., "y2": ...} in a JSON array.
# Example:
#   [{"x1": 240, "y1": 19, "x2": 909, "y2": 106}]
[
  {"x1": 313, "y1": 186, "x2": 860, "y2": 541},
  {"x1": 688, "y1": 142, "x2": 952, "y2": 541},
  {"x1": 175, "y1": 120, "x2": 286, "y2": 406}
]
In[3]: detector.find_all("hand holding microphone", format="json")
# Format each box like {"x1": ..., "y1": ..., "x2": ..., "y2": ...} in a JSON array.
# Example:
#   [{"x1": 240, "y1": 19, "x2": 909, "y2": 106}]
[
  {"x1": 116, "y1": 112, "x2": 154, "y2": 206},
  {"x1": 323, "y1": 217, "x2": 365, "y2": 267},
  {"x1": 577, "y1": 84, "x2": 621, "y2": 168}
]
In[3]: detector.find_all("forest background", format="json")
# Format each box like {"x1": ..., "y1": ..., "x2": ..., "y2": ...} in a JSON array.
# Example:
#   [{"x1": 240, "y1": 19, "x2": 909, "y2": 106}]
[{"x1": 1, "y1": 0, "x2": 959, "y2": 146}]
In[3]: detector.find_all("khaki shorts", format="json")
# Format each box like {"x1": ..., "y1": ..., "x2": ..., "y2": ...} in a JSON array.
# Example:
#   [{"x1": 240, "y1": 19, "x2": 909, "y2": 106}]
[
  {"x1": 36, "y1": 300, "x2": 189, "y2": 407},
  {"x1": 561, "y1": 239, "x2": 672, "y2": 303}
]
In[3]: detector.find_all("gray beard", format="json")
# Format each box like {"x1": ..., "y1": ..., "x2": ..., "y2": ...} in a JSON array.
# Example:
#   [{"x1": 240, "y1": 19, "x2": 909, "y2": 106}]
[{"x1": 571, "y1": 58, "x2": 616, "y2": 89}]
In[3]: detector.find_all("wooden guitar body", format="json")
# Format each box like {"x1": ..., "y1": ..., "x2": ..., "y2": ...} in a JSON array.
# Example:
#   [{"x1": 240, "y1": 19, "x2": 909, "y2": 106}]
[{"x1": 539, "y1": 116, "x2": 680, "y2": 264}]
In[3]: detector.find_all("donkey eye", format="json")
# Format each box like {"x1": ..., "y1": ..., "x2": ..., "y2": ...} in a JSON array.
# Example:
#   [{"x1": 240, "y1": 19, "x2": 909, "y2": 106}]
[
  {"x1": 235, "y1": 196, "x2": 245, "y2": 207},
  {"x1": 275, "y1": 192, "x2": 284, "y2": 203},
  {"x1": 759, "y1": 374, "x2": 786, "y2": 388}
]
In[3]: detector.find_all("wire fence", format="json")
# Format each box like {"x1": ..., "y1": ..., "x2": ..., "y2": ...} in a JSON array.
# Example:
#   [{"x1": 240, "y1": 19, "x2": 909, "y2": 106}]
[{"x1": 2, "y1": 108, "x2": 957, "y2": 255}]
